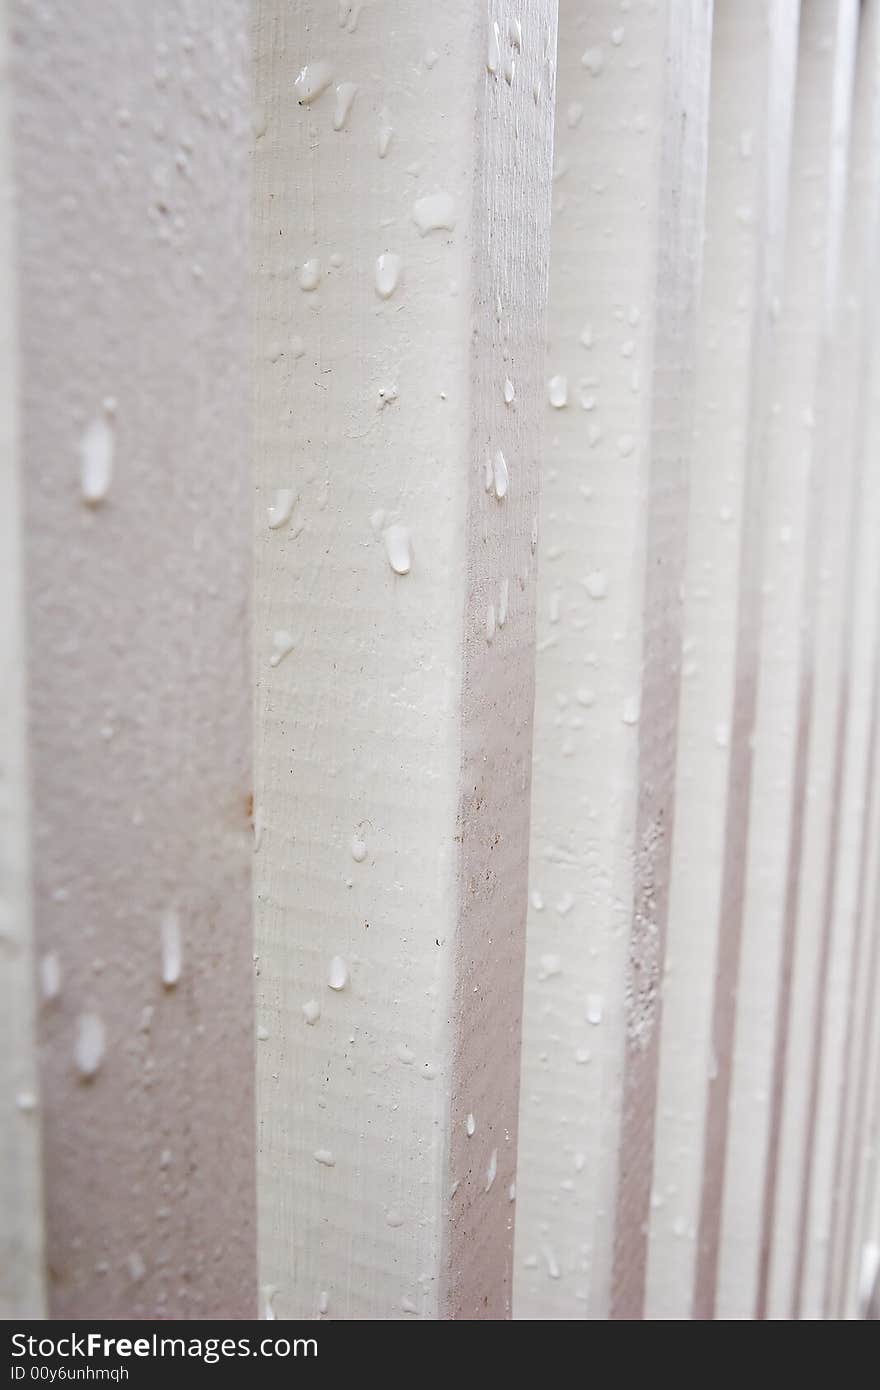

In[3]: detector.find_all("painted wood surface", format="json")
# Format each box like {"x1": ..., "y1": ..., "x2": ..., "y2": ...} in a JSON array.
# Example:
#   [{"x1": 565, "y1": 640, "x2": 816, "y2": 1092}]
[
  {"x1": 1, "y1": 0, "x2": 879, "y2": 1323},
  {"x1": 515, "y1": 0, "x2": 711, "y2": 1322},
  {"x1": 12, "y1": 0, "x2": 257, "y2": 1319},
  {"x1": 253, "y1": 0, "x2": 556, "y2": 1321}
]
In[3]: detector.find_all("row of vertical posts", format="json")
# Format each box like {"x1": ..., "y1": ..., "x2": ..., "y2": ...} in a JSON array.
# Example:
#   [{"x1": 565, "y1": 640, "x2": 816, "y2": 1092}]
[{"x1": 1, "y1": 0, "x2": 879, "y2": 1320}]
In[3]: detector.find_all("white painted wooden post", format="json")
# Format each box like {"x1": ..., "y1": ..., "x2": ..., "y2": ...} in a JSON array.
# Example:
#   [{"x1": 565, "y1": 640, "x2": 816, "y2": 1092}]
[
  {"x1": 753, "y1": 0, "x2": 860, "y2": 1321},
  {"x1": 252, "y1": 1, "x2": 556, "y2": 1321},
  {"x1": 514, "y1": 0, "x2": 711, "y2": 1321},
  {"x1": 834, "y1": 240, "x2": 880, "y2": 1311},
  {"x1": 835, "y1": 648, "x2": 880, "y2": 1315},
  {"x1": 645, "y1": 0, "x2": 800, "y2": 1323},
  {"x1": 715, "y1": 0, "x2": 861, "y2": 1322},
  {"x1": 798, "y1": 0, "x2": 880, "y2": 1319},
  {"x1": 13, "y1": 0, "x2": 256, "y2": 1318},
  {"x1": 0, "y1": 0, "x2": 44, "y2": 1320}
]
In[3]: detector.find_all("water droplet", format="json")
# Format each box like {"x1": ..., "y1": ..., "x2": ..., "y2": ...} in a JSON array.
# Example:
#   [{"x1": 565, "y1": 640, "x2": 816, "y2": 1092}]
[
  {"x1": 377, "y1": 119, "x2": 394, "y2": 158},
  {"x1": 492, "y1": 449, "x2": 509, "y2": 499},
  {"x1": 567, "y1": 101, "x2": 584, "y2": 128},
  {"x1": 510, "y1": 17, "x2": 523, "y2": 50},
  {"x1": 269, "y1": 630, "x2": 295, "y2": 667},
  {"x1": 262, "y1": 1284, "x2": 278, "y2": 1320},
  {"x1": 584, "y1": 570, "x2": 607, "y2": 599},
  {"x1": 485, "y1": 1148, "x2": 498, "y2": 1191},
  {"x1": 586, "y1": 993, "x2": 604, "y2": 1025},
  {"x1": 542, "y1": 1244, "x2": 561, "y2": 1279},
  {"x1": 160, "y1": 910, "x2": 182, "y2": 987},
  {"x1": 75, "y1": 1011, "x2": 106, "y2": 1079},
  {"x1": 299, "y1": 258, "x2": 320, "y2": 292},
  {"x1": 503, "y1": 53, "x2": 515, "y2": 84},
  {"x1": 384, "y1": 524, "x2": 412, "y2": 575},
  {"x1": 556, "y1": 892, "x2": 574, "y2": 916},
  {"x1": 267, "y1": 488, "x2": 296, "y2": 529},
  {"x1": 611, "y1": 26, "x2": 625, "y2": 45},
  {"x1": 385, "y1": 1208, "x2": 405, "y2": 1228},
  {"x1": 333, "y1": 81, "x2": 358, "y2": 130},
  {"x1": 498, "y1": 578, "x2": 509, "y2": 627},
  {"x1": 621, "y1": 695, "x2": 640, "y2": 725},
  {"x1": 302, "y1": 999, "x2": 321, "y2": 1025},
  {"x1": 257, "y1": 1024, "x2": 269, "y2": 1041},
  {"x1": 40, "y1": 951, "x2": 62, "y2": 1002},
  {"x1": 338, "y1": 1, "x2": 363, "y2": 33},
  {"x1": 487, "y1": 21, "x2": 501, "y2": 73},
  {"x1": 503, "y1": 377, "x2": 515, "y2": 405},
  {"x1": 328, "y1": 955, "x2": 349, "y2": 990},
  {"x1": 126, "y1": 1251, "x2": 146, "y2": 1283},
  {"x1": 374, "y1": 252, "x2": 402, "y2": 299},
  {"x1": 412, "y1": 191, "x2": 456, "y2": 236},
  {"x1": 79, "y1": 410, "x2": 115, "y2": 505},
  {"x1": 351, "y1": 836, "x2": 367, "y2": 862},
  {"x1": 617, "y1": 434, "x2": 635, "y2": 457},
  {"x1": 401, "y1": 1295, "x2": 418, "y2": 1314},
  {"x1": 466, "y1": 1113, "x2": 476, "y2": 1137},
  {"x1": 16, "y1": 1090, "x2": 37, "y2": 1112},
  {"x1": 547, "y1": 375, "x2": 567, "y2": 408},
  {"x1": 509, "y1": 1181, "x2": 516, "y2": 1201},
  {"x1": 539, "y1": 953, "x2": 561, "y2": 979},
  {"x1": 313, "y1": 1148, "x2": 336, "y2": 1167},
  {"x1": 294, "y1": 61, "x2": 334, "y2": 105},
  {"x1": 581, "y1": 46, "x2": 604, "y2": 75}
]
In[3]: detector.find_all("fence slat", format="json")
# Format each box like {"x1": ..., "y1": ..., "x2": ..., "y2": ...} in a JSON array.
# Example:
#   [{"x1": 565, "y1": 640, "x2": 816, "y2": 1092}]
[
  {"x1": 514, "y1": 0, "x2": 711, "y2": 1321},
  {"x1": 14, "y1": 0, "x2": 256, "y2": 1318},
  {"x1": 798, "y1": 0, "x2": 880, "y2": 1319},
  {"x1": 646, "y1": 0, "x2": 799, "y2": 1323},
  {"x1": 253, "y1": 0, "x2": 556, "y2": 1320},
  {"x1": 758, "y1": 0, "x2": 860, "y2": 1321}
]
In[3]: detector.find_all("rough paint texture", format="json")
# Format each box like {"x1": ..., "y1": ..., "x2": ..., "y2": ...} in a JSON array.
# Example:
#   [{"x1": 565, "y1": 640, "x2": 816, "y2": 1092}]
[
  {"x1": 647, "y1": 0, "x2": 799, "y2": 1323},
  {"x1": 0, "y1": 0, "x2": 44, "y2": 1319},
  {"x1": 14, "y1": 0, "x2": 256, "y2": 1318},
  {"x1": 514, "y1": 0, "x2": 710, "y2": 1321},
  {"x1": 253, "y1": 1, "x2": 554, "y2": 1321}
]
